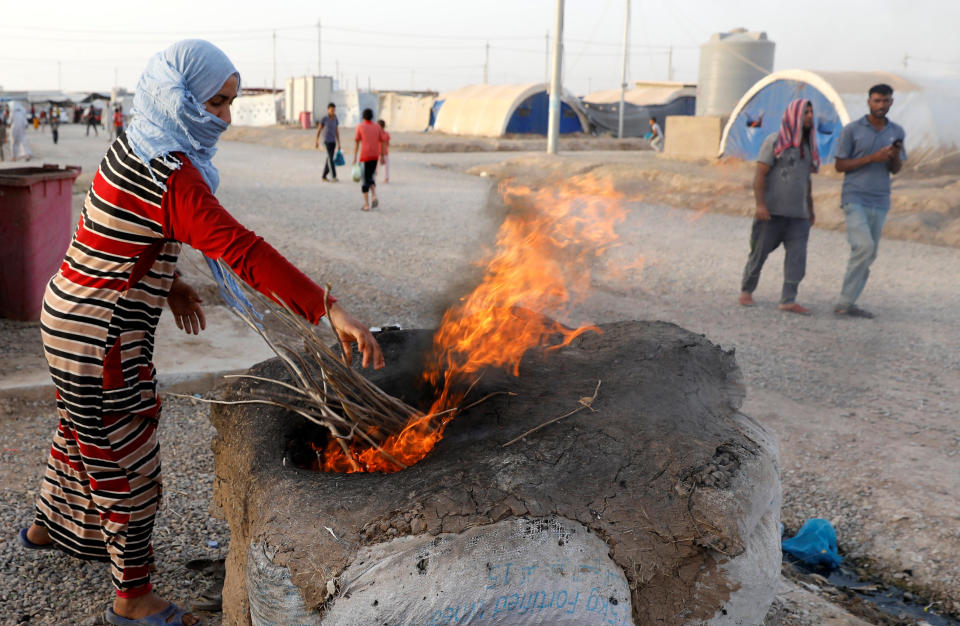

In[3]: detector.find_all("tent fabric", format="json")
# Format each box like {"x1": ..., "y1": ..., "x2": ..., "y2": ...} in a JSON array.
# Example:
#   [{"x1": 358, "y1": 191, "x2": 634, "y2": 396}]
[
  {"x1": 433, "y1": 83, "x2": 586, "y2": 137},
  {"x1": 720, "y1": 69, "x2": 960, "y2": 164},
  {"x1": 582, "y1": 82, "x2": 696, "y2": 137}
]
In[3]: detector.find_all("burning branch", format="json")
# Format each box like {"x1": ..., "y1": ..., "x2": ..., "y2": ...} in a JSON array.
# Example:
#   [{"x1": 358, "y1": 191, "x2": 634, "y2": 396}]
[{"x1": 174, "y1": 262, "x2": 425, "y2": 472}]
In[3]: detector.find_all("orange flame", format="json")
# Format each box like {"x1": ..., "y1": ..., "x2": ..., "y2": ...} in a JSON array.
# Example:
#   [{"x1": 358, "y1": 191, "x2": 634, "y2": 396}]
[{"x1": 319, "y1": 174, "x2": 628, "y2": 473}]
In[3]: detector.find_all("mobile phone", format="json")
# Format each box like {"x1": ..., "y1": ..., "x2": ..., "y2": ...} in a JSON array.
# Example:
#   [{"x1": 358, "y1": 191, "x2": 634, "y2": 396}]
[{"x1": 892, "y1": 139, "x2": 903, "y2": 149}]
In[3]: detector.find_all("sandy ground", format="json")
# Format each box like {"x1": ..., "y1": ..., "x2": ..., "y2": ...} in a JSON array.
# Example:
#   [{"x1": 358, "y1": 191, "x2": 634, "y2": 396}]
[{"x1": 1, "y1": 123, "x2": 957, "y2": 624}]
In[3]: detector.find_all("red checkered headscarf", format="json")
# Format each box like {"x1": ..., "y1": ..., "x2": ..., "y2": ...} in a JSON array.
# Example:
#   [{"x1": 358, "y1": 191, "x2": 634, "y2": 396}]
[{"x1": 773, "y1": 98, "x2": 820, "y2": 173}]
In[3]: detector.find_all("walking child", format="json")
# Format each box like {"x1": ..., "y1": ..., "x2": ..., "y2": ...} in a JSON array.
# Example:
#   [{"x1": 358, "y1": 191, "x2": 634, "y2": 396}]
[
  {"x1": 378, "y1": 119, "x2": 390, "y2": 183},
  {"x1": 352, "y1": 108, "x2": 387, "y2": 211},
  {"x1": 314, "y1": 102, "x2": 341, "y2": 182}
]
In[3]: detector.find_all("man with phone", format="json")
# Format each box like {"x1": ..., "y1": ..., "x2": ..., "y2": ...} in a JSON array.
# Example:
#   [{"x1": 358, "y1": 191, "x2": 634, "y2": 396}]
[{"x1": 832, "y1": 83, "x2": 906, "y2": 318}]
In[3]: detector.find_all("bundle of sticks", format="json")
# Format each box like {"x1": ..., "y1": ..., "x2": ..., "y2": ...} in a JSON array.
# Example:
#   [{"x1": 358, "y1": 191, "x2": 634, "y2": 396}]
[{"x1": 187, "y1": 262, "x2": 424, "y2": 471}]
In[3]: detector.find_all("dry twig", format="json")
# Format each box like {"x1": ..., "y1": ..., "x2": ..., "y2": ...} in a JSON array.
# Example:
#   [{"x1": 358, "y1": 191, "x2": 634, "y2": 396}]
[{"x1": 501, "y1": 380, "x2": 601, "y2": 447}]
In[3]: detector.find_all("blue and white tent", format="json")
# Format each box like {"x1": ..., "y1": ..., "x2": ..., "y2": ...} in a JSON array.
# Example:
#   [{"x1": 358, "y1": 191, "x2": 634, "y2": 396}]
[
  {"x1": 432, "y1": 83, "x2": 587, "y2": 137},
  {"x1": 720, "y1": 70, "x2": 960, "y2": 165}
]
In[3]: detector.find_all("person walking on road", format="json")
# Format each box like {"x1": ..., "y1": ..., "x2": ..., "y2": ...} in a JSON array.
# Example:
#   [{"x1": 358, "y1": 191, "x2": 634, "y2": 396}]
[
  {"x1": 833, "y1": 84, "x2": 906, "y2": 319},
  {"x1": 85, "y1": 104, "x2": 99, "y2": 136},
  {"x1": 314, "y1": 102, "x2": 341, "y2": 182},
  {"x1": 378, "y1": 119, "x2": 391, "y2": 183},
  {"x1": 19, "y1": 39, "x2": 384, "y2": 626},
  {"x1": 739, "y1": 98, "x2": 818, "y2": 314},
  {"x1": 353, "y1": 107, "x2": 386, "y2": 211},
  {"x1": 10, "y1": 104, "x2": 32, "y2": 161},
  {"x1": 112, "y1": 105, "x2": 125, "y2": 140}
]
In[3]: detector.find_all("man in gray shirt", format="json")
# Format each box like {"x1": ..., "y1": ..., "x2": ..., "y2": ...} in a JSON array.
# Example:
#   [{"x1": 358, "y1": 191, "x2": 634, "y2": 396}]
[
  {"x1": 833, "y1": 83, "x2": 906, "y2": 318},
  {"x1": 739, "y1": 99, "x2": 818, "y2": 314}
]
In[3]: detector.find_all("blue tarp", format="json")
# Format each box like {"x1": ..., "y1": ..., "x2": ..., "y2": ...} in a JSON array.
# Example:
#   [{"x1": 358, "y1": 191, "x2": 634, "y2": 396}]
[
  {"x1": 505, "y1": 92, "x2": 583, "y2": 135},
  {"x1": 427, "y1": 99, "x2": 444, "y2": 130},
  {"x1": 724, "y1": 79, "x2": 844, "y2": 163}
]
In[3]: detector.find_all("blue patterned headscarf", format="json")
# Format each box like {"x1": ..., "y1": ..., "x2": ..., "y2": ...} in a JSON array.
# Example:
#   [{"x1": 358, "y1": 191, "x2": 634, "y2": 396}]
[{"x1": 126, "y1": 39, "x2": 238, "y2": 192}]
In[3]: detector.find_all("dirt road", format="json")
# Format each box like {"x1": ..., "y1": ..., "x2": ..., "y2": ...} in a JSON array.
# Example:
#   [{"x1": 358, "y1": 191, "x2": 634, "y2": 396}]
[{"x1": 1, "y1": 124, "x2": 956, "y2": 623}]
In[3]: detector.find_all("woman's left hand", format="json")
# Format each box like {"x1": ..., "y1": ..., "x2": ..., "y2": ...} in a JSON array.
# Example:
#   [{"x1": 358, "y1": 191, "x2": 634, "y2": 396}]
[{"x1": 167, "y1": 276, "x2": 207, "y2": 335}]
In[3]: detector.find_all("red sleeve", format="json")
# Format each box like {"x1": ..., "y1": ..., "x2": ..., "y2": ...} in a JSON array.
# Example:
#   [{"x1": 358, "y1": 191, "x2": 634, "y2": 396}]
[
  {"x1": 354, "y1": 126, "x2": 362, "y2": 142},
  {"x1": 162, "y1": 157, "x2": 334, "y2": 324}
]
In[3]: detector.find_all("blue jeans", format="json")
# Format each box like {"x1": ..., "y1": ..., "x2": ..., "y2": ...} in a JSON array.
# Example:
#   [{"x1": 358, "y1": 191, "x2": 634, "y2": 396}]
[{"x1": 839, "y1": 202, "x2": 888, "y2": 307}]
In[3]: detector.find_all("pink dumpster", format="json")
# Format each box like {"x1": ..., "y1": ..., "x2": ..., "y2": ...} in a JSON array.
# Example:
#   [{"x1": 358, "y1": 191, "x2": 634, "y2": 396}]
[
  {"x1": 0, "y1": 164, "x2": 82, "y2": 320},
  {"x1": 299, "y1": 111, "x2": 312, "y2": 129}
]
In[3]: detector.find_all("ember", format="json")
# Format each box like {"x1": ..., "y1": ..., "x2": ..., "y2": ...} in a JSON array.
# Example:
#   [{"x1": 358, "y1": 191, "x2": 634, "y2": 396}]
[{"x1": 316, "y1": 174, "x2": 628, "y2": 473}]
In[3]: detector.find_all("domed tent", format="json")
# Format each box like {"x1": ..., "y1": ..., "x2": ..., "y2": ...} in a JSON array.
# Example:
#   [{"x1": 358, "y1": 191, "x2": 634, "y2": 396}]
[
  {"x1": 720, "y1": 70, "x2": 960, "y2": 165},
  {"x1": 432, "y1": 83, "x2": 587, "y2": 137},
  {"x1": 582, "y1": 81, "x2": 696, "y2": 137}
]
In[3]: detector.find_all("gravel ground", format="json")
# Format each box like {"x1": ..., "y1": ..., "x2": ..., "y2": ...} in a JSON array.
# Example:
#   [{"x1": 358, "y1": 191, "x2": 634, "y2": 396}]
[
  {"x1": 2, "y1": 124, "x2": 958, "y2": 623},
  {"x1": 0, "y1": 395, "x2": 227, "y2": 626}
]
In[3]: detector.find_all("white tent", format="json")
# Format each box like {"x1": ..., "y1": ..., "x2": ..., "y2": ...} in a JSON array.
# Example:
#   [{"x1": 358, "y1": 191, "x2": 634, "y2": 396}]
[
  {"x1": 720, "y1": 70, "x2": 960, "y2": 164},
  {"x1": 433, "y1": 83, "x2": 587, "y2": 137}
]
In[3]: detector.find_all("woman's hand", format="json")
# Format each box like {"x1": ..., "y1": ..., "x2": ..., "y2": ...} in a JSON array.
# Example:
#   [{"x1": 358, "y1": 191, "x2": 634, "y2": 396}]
[
  {"x1": 327, "y1": 302, "x2": 385, "y2": 369},
  {"x1": 167, "y1": 276, "x2": 206, "y2": 335}
]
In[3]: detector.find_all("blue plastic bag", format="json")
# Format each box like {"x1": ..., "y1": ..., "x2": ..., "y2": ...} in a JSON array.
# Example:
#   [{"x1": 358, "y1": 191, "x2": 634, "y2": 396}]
[
  {"x1": 782, "y1": 518, "x2": 843, "y2": 569},
  {"x1": 334, "y1": 150, "x2": 345, "y2": 166}
]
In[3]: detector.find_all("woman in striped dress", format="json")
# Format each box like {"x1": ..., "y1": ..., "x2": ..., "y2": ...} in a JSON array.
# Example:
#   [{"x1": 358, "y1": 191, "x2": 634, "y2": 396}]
[{"x1": 19, "y1": 40, "x2": 384, "y2": 626}]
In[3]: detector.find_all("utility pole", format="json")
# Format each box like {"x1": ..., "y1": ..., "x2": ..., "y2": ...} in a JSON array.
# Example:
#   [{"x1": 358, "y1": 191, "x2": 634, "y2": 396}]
[
  {"x1": 317, "y1": 19, "x2": 322, "y2": 76},
  {"x1": 114, "y1": 66, "x2": 118, "y2": 88},
  {"x1": 57, "y1": 61, "x2": 61, "y2": 90},
  {"x1": 668, "y1": 46, "x2": 674, "y2": 81},
  {"x1": 272, "y1": 30, "x2": 277, "y2": 93},
  {"x1": 336, "y1": 59, "x2": 340, "y2": 89},
  {"x1": 617, "y1": 0, "x2": 630, "y2": 139},
  {"x1": 546, "y1": 0, "x2": 564, "y2": 154},
  {"x1": 483, "y1": 41, "x2": 490, "y2": 84},
  {"x1": 545, "y1": 31, "x2": 550, "y2": 83}
]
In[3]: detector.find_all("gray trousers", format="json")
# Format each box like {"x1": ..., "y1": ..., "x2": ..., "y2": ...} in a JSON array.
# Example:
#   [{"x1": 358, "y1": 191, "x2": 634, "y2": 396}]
[{"x1": 740, "y1": 216, "x2": 811, "y2": 304}]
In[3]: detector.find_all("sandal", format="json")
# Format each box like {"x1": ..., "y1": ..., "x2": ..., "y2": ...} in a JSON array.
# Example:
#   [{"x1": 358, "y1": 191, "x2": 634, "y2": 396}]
[
  {"x1": 778, "y1": 303, "x2": 811, "y2": 315},
  {"x1": 19, "y1": 528, "x2": 55, "y2": 550},
  {"x1": 371, "y1": 199, "x2": 379, "y2": 209},
  {"x1": 105, "y1": 602, "x2": 199, "y2": 626},
  {"x1": 834, "y1": 304, "x2": 875, "y2": 319}
]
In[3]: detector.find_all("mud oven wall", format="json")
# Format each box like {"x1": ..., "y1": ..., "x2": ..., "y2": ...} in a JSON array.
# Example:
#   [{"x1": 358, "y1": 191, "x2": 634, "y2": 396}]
[{"x1": 210, "y1": 321, "x2": 782, "y2": 626}]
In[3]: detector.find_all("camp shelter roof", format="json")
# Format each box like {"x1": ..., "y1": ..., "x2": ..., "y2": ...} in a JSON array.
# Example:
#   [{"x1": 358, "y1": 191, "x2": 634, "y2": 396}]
[
  {"x1": 433, "y1": 83, "x2": 586, "y2": 137},
  {"x1": 583, "y1": 81, "x2": 696, "y2": 106},
  {"x1": 720, "y1": 69, "x2": 960, "y2": 162}
]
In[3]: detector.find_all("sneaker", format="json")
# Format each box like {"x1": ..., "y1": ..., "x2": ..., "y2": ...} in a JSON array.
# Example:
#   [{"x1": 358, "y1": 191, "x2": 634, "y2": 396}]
[{"x1": 834, "y1": 304, "x2": 875, "y2": 319}]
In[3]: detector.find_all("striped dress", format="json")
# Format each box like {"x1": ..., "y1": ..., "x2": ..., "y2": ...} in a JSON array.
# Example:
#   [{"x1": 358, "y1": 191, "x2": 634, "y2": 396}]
[{"x1": 35, "y1": 132, "x2": 331, "y2": 597}]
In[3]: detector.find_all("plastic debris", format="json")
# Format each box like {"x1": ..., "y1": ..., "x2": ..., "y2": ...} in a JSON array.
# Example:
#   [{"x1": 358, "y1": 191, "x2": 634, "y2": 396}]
[{"x1": 782, "y1": 518, "x2": 843, "y2": 569}]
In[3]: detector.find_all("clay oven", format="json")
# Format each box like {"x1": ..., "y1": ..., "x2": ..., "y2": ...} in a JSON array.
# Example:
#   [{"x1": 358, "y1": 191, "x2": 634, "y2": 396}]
[{"x1": 210, "y1": 320, "x2": 782, "y2": 625}]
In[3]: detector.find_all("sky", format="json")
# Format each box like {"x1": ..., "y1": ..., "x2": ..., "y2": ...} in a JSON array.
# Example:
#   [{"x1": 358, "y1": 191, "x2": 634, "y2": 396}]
[{"x1": 2, "y1": 0, "x2": 958, "y2": 96}]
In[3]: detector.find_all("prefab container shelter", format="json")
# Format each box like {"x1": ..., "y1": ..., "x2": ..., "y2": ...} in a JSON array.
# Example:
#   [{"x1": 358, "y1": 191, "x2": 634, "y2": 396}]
[
  {"x1": 720, "y1": 70, "x2": 960, "y2": 164},
  {"x1": 433, "y1": 83, "x2": 587, "y2": 137}
]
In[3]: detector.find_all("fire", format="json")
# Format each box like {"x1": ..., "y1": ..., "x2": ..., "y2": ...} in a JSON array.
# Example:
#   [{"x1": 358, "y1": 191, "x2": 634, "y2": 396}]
[{"x1": 318, "y1": 174, "x2": 628, "y2": 473}]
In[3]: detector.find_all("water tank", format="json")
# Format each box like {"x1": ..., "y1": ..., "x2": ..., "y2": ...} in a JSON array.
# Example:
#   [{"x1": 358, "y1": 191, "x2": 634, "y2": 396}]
[{"x1": 696, "y1": 29, "x2": 775, "y2": 117}]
